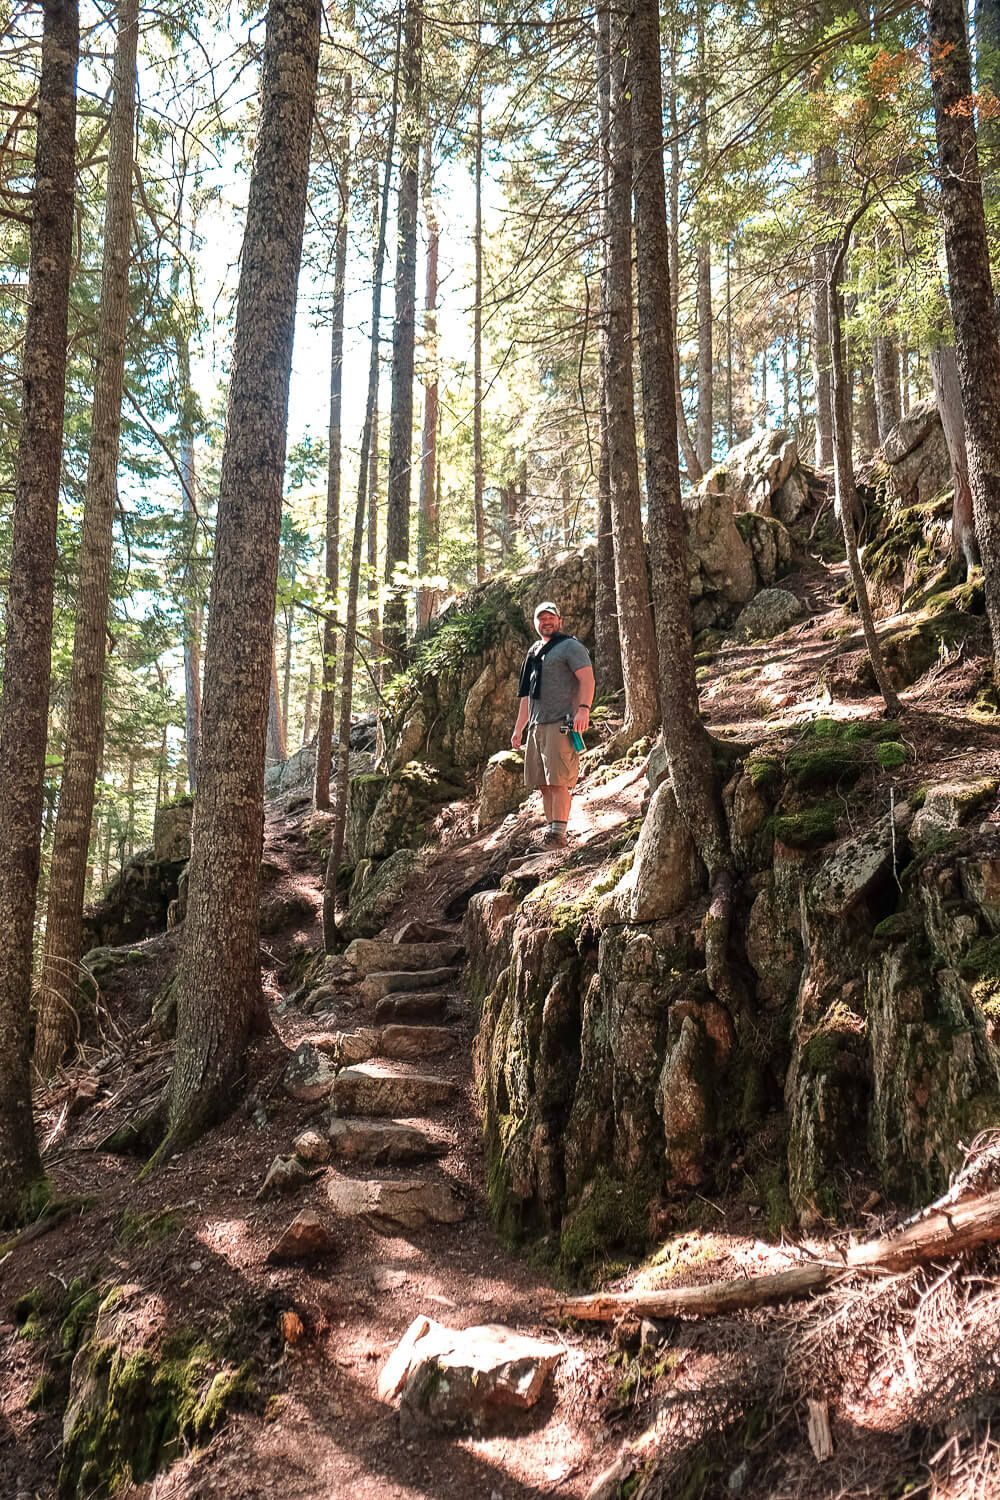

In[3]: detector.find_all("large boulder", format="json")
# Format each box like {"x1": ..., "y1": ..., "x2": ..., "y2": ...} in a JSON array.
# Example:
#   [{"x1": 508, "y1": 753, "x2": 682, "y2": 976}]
[
  {"x1": 610, "y1": 780, "x2": 704, "y2": 923},
  {"x1": 152, "y1": 802, "x2": 192, "y2": 861},
  {"x1": 731, "y1": 587, "x2": 806, "y2": 642},
  {"x1": 345, "y1": 848, "x2": 424, "y2": 938},
  {"x1": 479, "y1": 751, "x2": 528, "y2": 829},
  {"x1": 684, "y1": 486, "x2": 757, "y2": 631},
  {"x1": 880, "y1": 398, "x2": 951, "y2": 507},
  {"x1": 700, "y1": 429, "x2": 819, "y2": 525},
  {"x1": 379, "y1": 1316, "x2": 563, "y2": 1431},
  {"x1": 82, "y1": 850, "x2": 185, "y2": 948}
]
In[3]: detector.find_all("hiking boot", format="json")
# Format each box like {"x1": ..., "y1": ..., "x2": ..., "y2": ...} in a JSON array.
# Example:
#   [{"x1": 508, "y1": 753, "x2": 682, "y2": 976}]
[{"x1": 535, "y1": 828, "x2": 567, "y2": 849}]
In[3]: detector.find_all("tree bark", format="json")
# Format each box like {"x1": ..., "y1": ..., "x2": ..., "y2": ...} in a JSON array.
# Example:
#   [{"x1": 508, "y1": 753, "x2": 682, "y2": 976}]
[
  {"x1": 930, "y1": 342, "x2": 979, "y2": 575},
  {"x1": 175, "y1": 246, "x2": 203, "y2": 795},
  {"x1": 828, "y1": 210, "x2": 900, "y2": 716},
  {"x1": 473, "y1": 83, "x2": 486, "y2": 584},
  {"x1": 546, "y1": 1186, "x2": 1000, "y2": 1321},
  {"x1": 694, "y1": 9, "x2": 712, "y2": 471},
  {"x1": 873, "y1": 332, "x2": 900, "y2": 442},
  {"x1": 161, "y1": 0, "x2": 320, "y2": 1152},
  {"x1": 302, "y1": 658, "x2": 316, "y2": 745},
  {"x1": 666, "y1": 23, "x2": 702, "y2": 483},
  {"x1": 384, "y1": 0, "x2": 422, "y2": 663},
  {"x1": 314, "y1": 71, "x2": 351, "y2": 810},
  {"x1": 0, "y1": 0, "x2": 79, "y2": 1224},
  {"x1": 267, "y1": 635, "x2": 287, "y2": 764},
  {"x1": 811, "y1": 148, "x2": 836, "y2": 467},
  {"x1": 605, "y1": 3, "x2": 660, "y2": 744},
  {"x1": 929, "y1": 0, "x2": 1000, "y2": 680},
  {"x1": 593, "y1": 0, "x2": 624, "y2": 697},
  {"x1": 416, "y1": 123, "x2": 439, "y2": 632},
  {"x1": 630, "y1": 0, "x2": 727, "y2": 878},
  {"x1": 323, "y1": 14, "x2": 401, "y2": 949},
  {"x1": 34, "y1": 0, "x2": 139, "y2": 1078}
]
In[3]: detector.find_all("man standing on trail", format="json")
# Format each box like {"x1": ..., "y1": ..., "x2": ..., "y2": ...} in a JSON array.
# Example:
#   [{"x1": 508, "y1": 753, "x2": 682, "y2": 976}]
[{"x1": 511, "y1": 601, "x2": 595, "y2": 848}]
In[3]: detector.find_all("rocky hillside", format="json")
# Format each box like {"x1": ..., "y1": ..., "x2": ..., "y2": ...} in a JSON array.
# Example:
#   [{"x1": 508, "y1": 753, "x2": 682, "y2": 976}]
[{"x1": 6, "y1": 417, "x2": 1000, "y2": 1500}]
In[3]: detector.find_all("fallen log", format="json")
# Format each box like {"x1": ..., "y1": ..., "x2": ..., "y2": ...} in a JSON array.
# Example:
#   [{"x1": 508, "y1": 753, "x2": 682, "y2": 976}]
[{"x1": 543, "y1": 1187, "x2": 1000, "y2": 1323}]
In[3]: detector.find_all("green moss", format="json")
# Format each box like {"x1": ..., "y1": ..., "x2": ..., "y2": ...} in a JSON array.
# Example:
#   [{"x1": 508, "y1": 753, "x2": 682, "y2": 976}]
[
  {"x1": 27, "y1": 1372, "x2": 59, "y2": 1410},
  {"x1": 160, "y1": 791, "x2": 194, "y2": 810},
  {"x1": 13, "y1": 1287, "x2": 47, "y2": 1324},
  {"x1": 117, "y1": 1208, "x2": 182, "y2": 1248},
  {"x1": 771, "y1": 799, "x2": 840, "y2": 849},
  {"x1": 877, "y1": 740, "x2": 909, "y2": 770},
  {"x1": 873, "y1": 910, "x2": 921, "y2": 943},
  {"x1": 960, "y1": 936, "x2": 1000, "y2": 984},
  {"x1": 746, "y1": 756, "x2": 781, "y2": 793},
  {"x1": 59, "y1": 1281, "x2": 102, "y2": 1353},
  {"x1": 759, "y1": 1164, "x2": 795, "y2": 1237},
  {"x1": 786, "y1": 743, "x2": 862, "y2": 791},
  {"x1": 59, "y1": 1321, "x2": 255, "y2": 1498},
  {"x1": 558, "y1": 1166, "x2": 656, "y2": 1277}
]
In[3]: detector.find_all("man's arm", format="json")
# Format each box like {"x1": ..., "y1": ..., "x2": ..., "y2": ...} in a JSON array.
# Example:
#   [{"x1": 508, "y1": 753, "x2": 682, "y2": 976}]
[
  {"x1": 573, "y1": 665, "x2": 596, "y2": 735},
  {"x1": 511, "y1": 695, "x2": 530, "y2": 750}
]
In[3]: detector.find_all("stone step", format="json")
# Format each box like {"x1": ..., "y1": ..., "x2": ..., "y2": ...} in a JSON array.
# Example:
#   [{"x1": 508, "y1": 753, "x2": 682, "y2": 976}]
[
  {"x1": 374, "y1": 991, "x2": 450, "y2": 1025},
  {"x1": 380, "y1": 1024, "x2": 455, "y2": 1061},
  {"x1": 327, "y1": 1118, "x2": 448, "y2": 1165},
  {"x1": 360, "y1": 967, "x2": 459, "y2": 1001},
  {"x1": 330, "y1": 1063, "x2": 456, "y2": 1118},
  {"x1": 345, "y1": 938, "x2": 464, "y2": 976},
  {"x1": 323, "y1": 1174, "x2": 465, "y2": 1231}
]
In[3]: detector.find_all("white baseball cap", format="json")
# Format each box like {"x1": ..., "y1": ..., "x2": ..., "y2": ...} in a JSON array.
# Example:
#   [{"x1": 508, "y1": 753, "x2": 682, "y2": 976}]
[{"x1": 533, "y1": 600, "x2": 561, "y2": 623}]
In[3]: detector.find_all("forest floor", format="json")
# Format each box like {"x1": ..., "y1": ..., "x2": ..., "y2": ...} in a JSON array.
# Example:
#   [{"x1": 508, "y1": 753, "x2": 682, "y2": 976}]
[{"x1": 5, "y1": 548, "x2": 1000, "y2": 1499}]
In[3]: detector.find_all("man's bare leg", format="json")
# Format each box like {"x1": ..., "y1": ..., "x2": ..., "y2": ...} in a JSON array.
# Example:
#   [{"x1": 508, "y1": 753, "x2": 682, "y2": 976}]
[
  {"x1": 550, "y1": 786, "x2": 572, "y2": 824},
  {"x1": 540, "y1": 787, "x2": 555, "y2": 823}
]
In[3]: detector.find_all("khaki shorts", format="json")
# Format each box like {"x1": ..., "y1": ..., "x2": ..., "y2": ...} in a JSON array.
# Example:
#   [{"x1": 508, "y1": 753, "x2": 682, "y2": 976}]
[{"x1": 524, "y1": 721, "x2": 579, "y2": 790}]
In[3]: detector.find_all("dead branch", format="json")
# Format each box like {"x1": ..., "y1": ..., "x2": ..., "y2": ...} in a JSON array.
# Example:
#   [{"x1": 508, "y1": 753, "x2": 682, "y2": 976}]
[{"x1": 544, "y1": 1188, "x2": 1000, "y2": 1322}]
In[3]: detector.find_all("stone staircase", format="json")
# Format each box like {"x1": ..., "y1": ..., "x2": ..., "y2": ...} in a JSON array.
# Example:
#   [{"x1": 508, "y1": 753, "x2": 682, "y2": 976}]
[
  {"x1": 281, "y1": 930, "x2": 469, "y2": 1234},
  {"x1": 272, "y1": 926, "x2": 568, "y2": 1443}
]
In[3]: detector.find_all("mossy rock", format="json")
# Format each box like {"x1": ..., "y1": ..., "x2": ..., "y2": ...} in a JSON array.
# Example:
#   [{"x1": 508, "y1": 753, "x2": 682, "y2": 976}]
[
  {"x1": 771, "y1": 798, "x2": 841, "y2": 850},
  {"x1": 558, "y1": 1166, "x2": 657, "y2": 1278},
  {"x1": 60, "y1": 1292, "x2": 255, "y2": 1498}
]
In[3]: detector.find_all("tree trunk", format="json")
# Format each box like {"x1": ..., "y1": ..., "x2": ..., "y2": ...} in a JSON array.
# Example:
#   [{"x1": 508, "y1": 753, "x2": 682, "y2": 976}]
[
  {"x1": 605, "y1": 2, "x2": 660, "y2": 744},
  {"x1": 929, "y1": 0, "x2": 1000, "y2": 679},
  {"x1": 930, "y1": 342, "x2": 979, "y2": 576},
  {"x1": 828, "y1": 213, "x2": 900, "y2": 715},
  {"x1": 267, "y1": 634, "x2": 287, "y2": 764},
  {"x1": 873, "y1": 332, "x2": 900, "y2": 442},
  {"x1": 0, "y1": 0, "x2": 79, "y2": 1224},
  {"x1": 323, "y1": 13, "x2": 401, "y2": 949},
  {"x1": 281, "y1": 597, "x2": 294, "y2": 732},
  {"x1": 34, "y1": 0, "x2": 139, "y2": 1079},
  {"x1": 176, "y1": 256, "x2": 203, "y2": 795},
  {"x1": 313, "y1": 70, "x2": 351, "y2": 810},
  {"x1": 811, "y1": 148, "x2": 835, "y2": 467},
  {"x1": 161, "y1": 0, "x2": 320, "y2": 1153},
  {"x1": 416, "y1": 123, "x2": 439, "y2": 632},
  {"x1": 384, "y1": 0, "x2": 422, "y2": 663},
  {"x1": 694, "y1": 10, "x2": 712, "y2": 471},
  {"x1": 593, "y1": 0, "x2": 624, "y2": 696},
  {"x1": 726, "y1": 243, "x2": 734, "y2": 448},
  {"x1": 473, "y1": 84, "x2": 486, "y2": 584},
  {"x1": 630, "y1": 0, "x2": 727, "y2": 878},
  {"x1": 302, "y1": 659, "x2": 316, "y2": 745},
  {"x1": 666, "y1": 22, "x2": 702, "y2": 483}
]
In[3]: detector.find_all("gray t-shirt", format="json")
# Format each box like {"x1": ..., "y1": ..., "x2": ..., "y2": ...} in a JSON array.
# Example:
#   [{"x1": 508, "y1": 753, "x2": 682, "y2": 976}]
[{"x1": 525, "y1": 636, "x2": 592, "y2": 724}]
